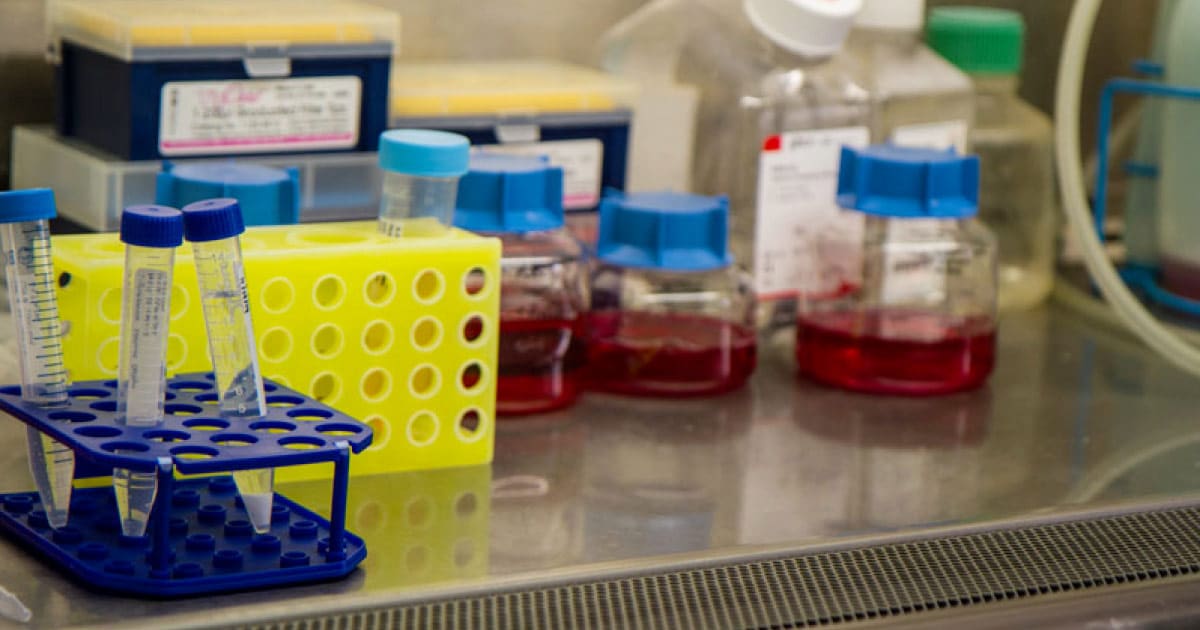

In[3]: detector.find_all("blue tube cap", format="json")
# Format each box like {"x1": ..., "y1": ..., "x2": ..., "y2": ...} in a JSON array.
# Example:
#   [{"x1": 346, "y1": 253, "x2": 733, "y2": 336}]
[
  {"x1": 379, "y1": 129, "x2": 470, "y2": 178},
  {"x1": 0, "y1": 188, "x2": 57, "y2": 223},
  {"x1": 181, "y1": 198, "x2": 246, "y2": 243},
  {"x1": 156, "y1": 163, "x2": 300, "y2": 227},
  {"x1": 120, "y1": 205, "x2": 184, "y2": 248},
  {"x1": 597, "y1": 191, "x2": 731, "y2": 272},
  {"x1": 454, "y1": 153, "x2": 565, "y2": 234},
  {"x1": 836, "y1": 145, "x2": 980, "y2": 218}
]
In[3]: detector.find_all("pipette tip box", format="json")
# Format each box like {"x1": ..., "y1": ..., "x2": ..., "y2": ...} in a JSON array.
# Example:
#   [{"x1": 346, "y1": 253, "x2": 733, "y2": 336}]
[{"x1": 0, "y1": 373, "x2": 371, "y2": 597}]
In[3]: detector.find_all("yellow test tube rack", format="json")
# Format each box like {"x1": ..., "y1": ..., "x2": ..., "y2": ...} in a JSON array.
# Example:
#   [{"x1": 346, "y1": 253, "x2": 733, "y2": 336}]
[{"x1": 52, "y1": 221, "x2": 500, "y2": 482}]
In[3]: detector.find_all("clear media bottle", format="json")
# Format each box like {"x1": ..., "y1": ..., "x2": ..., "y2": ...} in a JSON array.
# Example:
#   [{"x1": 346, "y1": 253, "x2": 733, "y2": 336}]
[
  {"x1": 454, "y1": 154, "x2": 588, "y2": 415},
  {"x1": 845, "y1": 0, "x2": 973, "y2": 150},
  {"x1": 797, "y1": 146, "x2": 997, "y2": 395},
  {"x1": 589, "y1": 192, "x2": 755, "y2": 396},
  {"x1": 928, "y1": 7, "x2": 1055, "y2": 311},
  {"x1": 676, "y1": 0, "x2": 870, "y2": 331},
  {"x1": 378, "y1": 129, "x2": 470, "y2": 238}
]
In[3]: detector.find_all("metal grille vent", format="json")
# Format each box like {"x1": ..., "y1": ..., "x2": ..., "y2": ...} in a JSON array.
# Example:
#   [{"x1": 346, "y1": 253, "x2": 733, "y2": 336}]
[{"x1": 243, "y1": 505, "x2": 1200, "y2": 630}]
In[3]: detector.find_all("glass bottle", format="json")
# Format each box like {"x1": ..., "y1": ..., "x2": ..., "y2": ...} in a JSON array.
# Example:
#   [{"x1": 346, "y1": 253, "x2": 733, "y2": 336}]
[
  {"x1": 928, "y1": 7, "x2": 1056, "y2": 310},
  {"x1": 454, "y1": 154, "x2": 588, "y2": 415},
  {"x1": 589, "y1": 192, "x2": 755, "y2": 396},
  {"x1": 798, "y1": 145, "x2": 997, "y2": 395}
]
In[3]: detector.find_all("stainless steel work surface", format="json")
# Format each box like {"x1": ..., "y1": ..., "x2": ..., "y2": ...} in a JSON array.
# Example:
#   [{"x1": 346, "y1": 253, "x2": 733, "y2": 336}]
[{"x1": 2, "y1": 303, "x2": 1199, "y2": 628}]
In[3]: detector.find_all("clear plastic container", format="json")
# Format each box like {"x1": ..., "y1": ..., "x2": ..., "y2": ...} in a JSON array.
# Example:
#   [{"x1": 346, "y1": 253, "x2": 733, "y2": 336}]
[
  {"x1": 588, "y1": 192, "x2": 755, "y2": 396},
  {"x1": 845, "y1": 0, "x2": 973, "y2": 149},
  {"x1": 454, "y1": 154, "x2": 588, "y2": 415},
  {"x1": 928, "y1": 7, "x2": 1055, "y2": 311},
  {"x1": 378, "y1": 130, "x2": 471, "y2": 238},
  {"x1": 674, "y1": 0, "x2": 871, "y2": 331},
  {"x1": 798, "y1": 146, "x2": 997, "y2": 396}
]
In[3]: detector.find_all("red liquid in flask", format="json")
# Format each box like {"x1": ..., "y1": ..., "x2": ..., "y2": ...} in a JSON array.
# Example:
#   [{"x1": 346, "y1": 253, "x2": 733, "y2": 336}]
[
  {"x1": 587, "y1": 312, "x2": 756, "y2": 396},
  {"x1": 495, "y1": 317, "x2": 586, "y2": 415},
  {"x1": 796, "y1": 310, "x2": 995, "y2": 396}
]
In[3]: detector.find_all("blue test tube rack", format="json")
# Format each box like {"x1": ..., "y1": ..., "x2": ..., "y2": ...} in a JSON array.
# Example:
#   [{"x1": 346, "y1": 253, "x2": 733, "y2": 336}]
[{"x1": 0, "y1": 373, "x2": 372, "y2": 597}]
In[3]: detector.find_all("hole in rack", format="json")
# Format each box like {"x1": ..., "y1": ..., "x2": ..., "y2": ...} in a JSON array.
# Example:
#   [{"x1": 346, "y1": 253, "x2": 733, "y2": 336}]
[
  {"x1": 58, "y1": 272, "x2": 71, "y2": 288},
  {"x1": 171, "y1": 445, "x2": 218, "y2": 460},
  {"x1": 164, "y1": 403, "x2": 202, "y2": 416},
  {"x1": 182, "y1": 418, "x2": 229, "y2": 432},
  {"x1": 99, "y1": 288, "x2": 122, "y2": 323},
  {"x1": 75, "y1": 426, "x2": 121, "y2": 438},
  {"x1": 462, "y1": 315, "x2": 484, "y2": 344},
  {"x1": 260, "y1": 328, "x2": 292, "y2": 363},
  {"x1": 364, "y1": 272, "x2": 396, "y2": 306},
  {"x1": 279, "y1": 436, "x2": 325, "y2": 450},
  {"x1": 212, "y1": 433, "x2": 257, "y2": 447},
  {"x1": 250, "y1": 420, "x2": 296, "y2": 435},
  {"x1": 286, "y1": 408, "x2": 334, "y2": 421},
  {"x1": 49, "y1": 410, "x2": 96, "y2": 423},
  {"x1": 263, "y1": 383, "x2": 278, "y2": 393},
  {"x1": 407, "y1": 412, "x2": 438, "y2": 446},
  {"x1": 68, "y1": 388, "x2": 110, "y2": 400},
  {"x1": 459, "y1": 363, "x2": 484, "y2": 392},
  {"x1": 168, "y1": 381, "x2": 212, "y2": 393},
  {"x1": 362, "y1": 368, "x2": 391, "y2": 402},
  {"x1": 266, "y1": 395, "x2": 304, "y2": 408},
  {"x1": 363, "y1": 320, "x2": 393, "y2": 354},
  {"x1": 365, "y1": 416, "x2": 389, "y2": 448},
  {"x1": 458, "y1": 409, "x2": 483, "y2": 439},
  {"x1": 144, "y1": 430, "x2": 190, "y2": 443},
  {"x1": 90, "y1": 400, "x2": 117, "y2": 413},
  {"x1": 310, "y1": 373, "x2": 340, "y2": 403},
  {"x1": 411, "y1": 317, "x2": 441, "y2": 351},
  {"x1": 409, "y1": 365, "x2": 438, "y2": 398},
  {"x1": 315, "y1": 422, "x2": 363, "y2": 437},
  {"x1": 313, "y1": 275, "x2": 346, "y2": 310},
  {"x1": 170, "y1": 285, "x2": 188, "y2": 320},
  {"x1": 312, "y1": 324, "x2": 344, "y2": 359},
  {"x1": 166, "y1": 335, "x2": 187, "y2": 371},
  {"x1": 260, "y1": 277, "x2": 295, "y2": 314},
  {"x1": 413, "y1": 269, "x2": 444, "y2": 303},
  {"x1": 194, "y1": 393, "x2": 218, "y2": 406},
  {"x1": 102, "y1": 441, "x2": 149, "y2": 454},
  {"x1": 0, "y1": 386, "x2": 19, "y2": 396},
  {"x1": 463, "y1": 267, "x2": 487, "y2": 297}
]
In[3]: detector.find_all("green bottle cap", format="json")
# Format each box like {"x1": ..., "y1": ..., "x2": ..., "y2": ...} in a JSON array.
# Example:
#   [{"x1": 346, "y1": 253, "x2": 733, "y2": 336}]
[{"x1": 927, "y1": 7, "x2": 1025, "y2": 75}]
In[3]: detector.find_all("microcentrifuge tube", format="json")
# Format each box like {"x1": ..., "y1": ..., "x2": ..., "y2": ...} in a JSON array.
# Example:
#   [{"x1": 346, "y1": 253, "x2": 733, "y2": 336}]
[
  {"x1": 113, "y1": 205, "x2": 184, "y2": 537},
  {"x1": 180, "y1": 198, "x2": 273, "y2": 533},
  {"x1": 0, "y1": 189, "x2": 74, "y2": 529}
]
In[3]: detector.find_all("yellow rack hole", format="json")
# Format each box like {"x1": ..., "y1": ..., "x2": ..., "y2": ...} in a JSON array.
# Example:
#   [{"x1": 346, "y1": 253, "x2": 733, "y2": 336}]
[
  {"x1": 362, "y1": 320, "x2": 393, "y2": 354},
  {"x1": 312, "y1": 323, "x2": 344, "y2": 359},
  {"x1": 406, "y1": 411, "x2": 438, "y2": 447},
  {"x1": 361, "y1": 368, "x2": 392, "y2": 402},
  {"x1": 411, "y1": 317, "x2": 441, "y2": 351},
  {"x1": 463, "y1": 267, "x2": 487, "y2": 298},
  {"x1": 310, "y1": 372, "x2": 340, "y2": 403},
  {"x1": 413, "y1": 269, "x2": 444, "y2": 304},
  {"x1": 409, "y1": 365, "x2": 439, "y2": 398},
  {"x1": 260, "y1": 327, "x2": 292, "y2": 362},
  {"x1": 313, "y1": 275, "x2": 346, "y2": 310},
  {"x1": 365, "y1": 415, "x2": 389, "y2": 449},
  {"x1": 260, "y1": 277, "x2": 295, "y2": 314},
  {"x1": 364, "y1": 272, "x2": 396, "y2": 306}
]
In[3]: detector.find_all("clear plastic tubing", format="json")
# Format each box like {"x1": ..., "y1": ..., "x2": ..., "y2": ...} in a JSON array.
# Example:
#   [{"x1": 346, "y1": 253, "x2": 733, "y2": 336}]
[
  {"x1": 0, "y1": 189, "x2": 74, "y2": 529},
  {"x1": 377, "y1": 129, "x2": 470, "y2": 238},
  {"x1": 181, "y1": 198, "x2": 273, "y2": 534},
  {"x1": 113, "y1": 205, "x2": 184, "y2": 538}
]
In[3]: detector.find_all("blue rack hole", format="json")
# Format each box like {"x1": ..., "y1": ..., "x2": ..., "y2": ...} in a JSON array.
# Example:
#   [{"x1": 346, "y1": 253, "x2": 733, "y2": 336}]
[
  {"x1": 279, "y1": 436, "x2": 325, "y2": 451},
  {"x1": 169, "y1": 517, "x2": 189, "y2": 536},
  {"x1": 266, "y1": 395, "x2": 304, "y2": 408},
  {"x1": 27, "y1": 510, "x2": 49, "y2": 530},
  {"x1": 224, "y1": 520, "x2": 254, "y2": 538},
  {"x1": 271, "y1": 504, "x2": 291, "y2": 524},
  {"x1": 252, "y1": 534, "x2": 282, "y2": 554},
  {"x1": 77, "y1": 542, "x2": 108, "y2": 561},
  {"x1": 186, "y1": 532, "x2": 217, "y2": 550},
  {"x1": 194, "y1": 393, "x2": 218, "y2": 405},
  {"x1": 49, "y1": 410, "x2": 96, "y2": 423},
  {"x1": 202, "y1": 373, "x2": 216, "y2": 381},
  {"x1": 281, "y1": 551, "x2": 310, "y2": 568},
  {"x1": 101, "y1": 441, "x2": 150, "y2": 454},
  {"x1": 286, "y1": 408, "x2": 333, "y2": 421},
  {"x1": 173, "y1": 562, "x2": 204, "y2": 579},
  {"x1": 104, "y1": 560, "x2": 135, "y2": 575},
  {"x1": 211, "y1": 433, "x2": 258, "y2": 447},
  {"x1": 3, "y1": 495, "x2": 33, "y2": 514},
  {"x1": 315, "y1": 423, "x2": 364, "y2": 437},
  {"x1": 102, "y1": 380, "x2": 118, "y2": 388},
  {"x1": 68, "y1": 388, "x2": 110, "y2": 400},
  {"x1": 263, "y1": 383, "x2": 279, "y2": 393},
  {"x1": 169, "y1": 381, "x2": 213, "y2": 392},
  {"x1": 89, "y1": 400, "x2": 118, "y2": 413},
  {"x1": 164, "y1": 404, "x2": 203, "y2": 416},
  {"x1": 52, "y1": 527, "x2": 84, "y2": 545},
  {"x1": 145, "y1": 429, "x2": 190, "y2": 443},
  {"x1": 250, "y1": 420, "x2": 296, "y2": 435},
  {"x1": 75, "y1": 426, "x2": 121, "y2": 438},
  {"x1": 213, "y1": 549, "x2": 244, "y2": 570},
  {"x1": 0, "y1": 386, "x2": 20, "y2": 396},
  {"x1": 172, "y1": 489, "x2": 201, "y2": 508},
  {"x1": 170, "y1": 445, "x2": 219, "y2": 460},
  {"x1": 208, "y1": 477, "x2": 237, "y2": 494},
  {"x1": 182, "y1": 418, "x2": 228, "y2": 432},
  {"x1": 289, "y1": 521, "x2": 318, "y2": 539}
]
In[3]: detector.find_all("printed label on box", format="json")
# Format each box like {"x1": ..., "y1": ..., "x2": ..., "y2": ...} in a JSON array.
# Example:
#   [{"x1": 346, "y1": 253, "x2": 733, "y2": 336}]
[
  {"x1": 482, "y1": 139, "x2": 604, "y2": 210},
  {"x1": 159, "y1": 77, "x2": 362, "y2": 156},
  {"x1": 754, "y1": 126, "x2": 870, "y2": 299}
]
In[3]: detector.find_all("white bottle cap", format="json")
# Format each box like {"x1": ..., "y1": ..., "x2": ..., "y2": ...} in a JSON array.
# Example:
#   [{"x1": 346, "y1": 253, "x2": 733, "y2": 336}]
[
  {"x1": 743, "y1": 0, "x2": 864, "y2": 58},
  {"x1": 854, "y1": 0, "x2": 926, "y2": 31}
]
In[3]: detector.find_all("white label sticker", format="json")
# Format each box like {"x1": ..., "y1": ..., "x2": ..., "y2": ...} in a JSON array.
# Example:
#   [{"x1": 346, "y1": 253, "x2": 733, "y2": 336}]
[
  {"x1": 754, "y1": 126, "x2": 870, "y2": 299},
  {"x1": 481, "y1": 139, "x2": 604, "y2": 210},
  {"x1": 890, "y1": 120, "x2": 969, "y2": 153},
  {"x1": 159, "y1": 77, "x2": 362, "y2": 156},
  {"x1": 880, "y1": 218, "x2": 953, "y2": 305}
]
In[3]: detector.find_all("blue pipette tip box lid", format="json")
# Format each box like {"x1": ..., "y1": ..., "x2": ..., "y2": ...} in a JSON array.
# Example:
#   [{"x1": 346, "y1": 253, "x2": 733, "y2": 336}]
[
  {"x1": 836, "y1": 144, "x2": 980, "y2": 219},
  {"x1": 157, "y1": 163, "x2": 301, "y2": 227},
  {"x1": 181, "y1": 198, "x2": 247, "y2": 242},
  {"x1": 597, "y1": 190, "x2": 731, "y2": 272},
  {"x1": 120, "y1": 205, "x2": 184, "y2": 248},
  {"x1": 454, "y1": 153, "x2": 565, "y2": 234},
  {"x1": 0, "y1": 188, "x2": 57, "y2": 223},
  {"x1": 378, "y1": 129, "x2": 471, "y2": 178}
]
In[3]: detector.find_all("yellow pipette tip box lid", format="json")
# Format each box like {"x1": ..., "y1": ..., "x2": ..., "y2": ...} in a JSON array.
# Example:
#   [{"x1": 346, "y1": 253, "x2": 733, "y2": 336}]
[
  {"x1": 391, "y1": 60, "x2": 636, "y2": 117},
  {"x1": 48, "y1": 0, "x2": 400, "y2": 62}
]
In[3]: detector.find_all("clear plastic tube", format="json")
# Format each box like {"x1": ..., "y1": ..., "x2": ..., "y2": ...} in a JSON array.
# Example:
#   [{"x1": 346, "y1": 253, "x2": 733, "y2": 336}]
[
  {"x1": 378, "y1": 172, "x2": 460, "y2": 238},
  {"x1": 0, "y1": 220, "x2": 74, "y2": 529},
  {"x1": 113, "y1": 244, "x2": 175, "y2": 537},
  {"x1": 192, "y1": 236, "x2": 273, "y2": 533}
]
